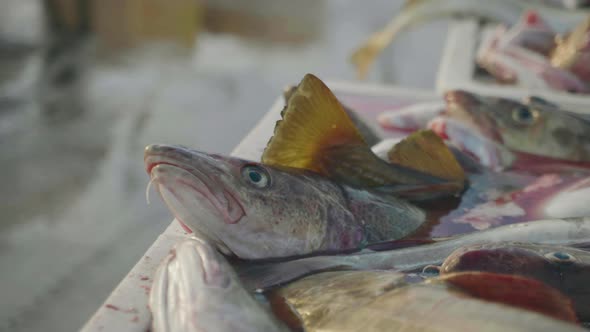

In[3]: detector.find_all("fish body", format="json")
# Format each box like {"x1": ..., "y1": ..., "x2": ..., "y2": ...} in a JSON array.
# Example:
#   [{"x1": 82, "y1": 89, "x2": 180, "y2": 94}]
[
  {"x1": 441, "y1": 173, "x2": 590, "y2": 231},
  {"x1": 441, "y1": 242, "x2": 590, "y2": 321},
  {"x1": 314, "y1": 274, "x2": 584, "y2": 332},
  {"x1": 238, "y1": 217, "x2": 590, "y2": 290},
  {"x1": 376, "y1": 101, "x2": 445, "y2": 132},
  {"x1": 478, "y1": 39, "x2": 588, "y2": 92},
  {"x1": 442, "y1": 90, "x2": 590, "y2": 164},
  {"x1": 149, "y1": 237, "x2": 288, "y2": 332},
  {"x1": 145, "y1": 144, "x2": 426, "y2": 260},
  {"x1": 273, "y1": 271, "x2": 407, "y2": 331}
]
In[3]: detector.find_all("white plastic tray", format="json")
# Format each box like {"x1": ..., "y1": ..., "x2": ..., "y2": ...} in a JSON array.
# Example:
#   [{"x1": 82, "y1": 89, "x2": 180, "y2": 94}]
[
  {"x1": 81, "y1": 81, "x2": 440, "y2": 332},
  {"x1": 436, "y1": 19, "x2": 590, "y2": 113}
]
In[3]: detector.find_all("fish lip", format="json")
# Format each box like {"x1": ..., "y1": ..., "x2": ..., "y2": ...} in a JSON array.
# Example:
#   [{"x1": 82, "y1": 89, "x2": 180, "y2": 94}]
[{"x1": 145, "y1": 146, "x2": 246, "y2": 226}]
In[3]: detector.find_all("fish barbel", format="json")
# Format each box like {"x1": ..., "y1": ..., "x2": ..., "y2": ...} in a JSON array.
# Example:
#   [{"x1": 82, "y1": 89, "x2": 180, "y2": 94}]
[
  {"x1": 145, "y1": 144, "x2": 426, "y2": 260},
  {"x1": 441, "y1": 242, "x2": 590, "y2": 321},
  {"x1": 237, "y1": 217, "x2": 590, "y2": 290},
  {"x1": 149, "y1": 237, "x2": 288, "y2": 332}
]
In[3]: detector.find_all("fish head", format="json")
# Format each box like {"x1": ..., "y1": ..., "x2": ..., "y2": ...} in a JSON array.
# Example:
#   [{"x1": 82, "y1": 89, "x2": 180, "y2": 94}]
[
  {"x1": 144, "y1": 144, "x2": 348, "y2": 259},
  {"x1": 444, "y1": 90, "x2": 590, "y2": 161}
]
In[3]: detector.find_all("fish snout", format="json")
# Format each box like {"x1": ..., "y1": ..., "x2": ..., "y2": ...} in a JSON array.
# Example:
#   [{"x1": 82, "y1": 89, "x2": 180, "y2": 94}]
[{"x1": 444, "y1": 90, "x2": 478, "y2": 109}]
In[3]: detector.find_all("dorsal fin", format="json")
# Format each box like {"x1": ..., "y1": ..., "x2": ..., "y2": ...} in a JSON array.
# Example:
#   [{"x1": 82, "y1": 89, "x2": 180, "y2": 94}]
[
  {"x1": 262, "y1": 73, "x2": 367, "y2": 173},
  {"x1": 388, "y1": 130, "x2": 466, "y2": 183}
]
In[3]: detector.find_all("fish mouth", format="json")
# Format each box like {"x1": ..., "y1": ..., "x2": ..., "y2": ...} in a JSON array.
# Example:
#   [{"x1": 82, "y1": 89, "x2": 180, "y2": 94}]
[
  {"x1": 444, "y1": 90, "x2": 503, "y2": 143},
  {"x1": 144, "y1": 144, "x2": 246, "y2": 226}
]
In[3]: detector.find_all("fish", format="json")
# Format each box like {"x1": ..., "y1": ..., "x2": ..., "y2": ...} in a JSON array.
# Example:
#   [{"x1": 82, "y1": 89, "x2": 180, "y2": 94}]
[
  {"x1": 237, "y1": 217, "x2": 590, "y2": 290},
  {"x1": 477, "y1": 35, "x2": 589, "y2": 93},
  {"x1": 312, "y1": 272, "x2": 584, "y2": 332},
  {"x1": 262, "y1": 74, "x2": 466, "y2": 200},
  {"x1": 376, "y1": 101, "x2": 445, "y2": 132},
  {"x1": 149, "y1": 237, "x2": 288, "y2": 332},
  {"x1": 351, "y1": 0, "x2": 589, "y2": 79},
  {"x1": 442, "y1": 173, "x2": 590, "y2": 231},
  {"x1": 145, "y1": 144, "x2": 428, "y2": 259},
  {"x1": 270, "y1": 271, "x2": 407, "y2": 331},
  {"x1": 441, "y1": 90, "x2": 590, "y2": 166},
  {"x1": 551, "y1": 16, "x2": 590, "y2": 82},
  {"x1": 283, "y1": 85, "x2": 382, "y2": 147},
  {"x1": 440, "y1": 242, "x2": 590, "y2": 321}
]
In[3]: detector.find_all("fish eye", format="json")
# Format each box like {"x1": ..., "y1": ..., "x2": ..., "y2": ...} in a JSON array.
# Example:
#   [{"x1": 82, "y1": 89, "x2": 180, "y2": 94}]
[
  {"x1": 512, "y1": 106, "x2": 538, "y2": 126},
  {"x1": 241, "y1": 165, "x2": 271, "y2": 188},
  {"x1": 545, "y1": 251, "x2": 576, "y2": 264},
  {"x1": 421, "y1": 265, "x2": 440, "y2": 278}
]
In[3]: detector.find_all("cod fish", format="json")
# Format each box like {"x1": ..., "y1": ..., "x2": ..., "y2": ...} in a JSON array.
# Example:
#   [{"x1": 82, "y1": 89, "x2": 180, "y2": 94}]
[
  {"x1": 351, "y1": 0, "x2": 589, "y2": 78},
  {"x1": 551, "y1": 16, "x2": 590, "y2": 82},
  {"x1": 313, "y1": 272, "x2": 583, "y2": 332},
  {"x1": 145, "y1": 144, "x2": 427, "y2": 259},
  {"x1": 440, "y1": 90, "x2": 590, "y2": 169},
  {"x1": 149, "y1": 237, "x2": 288, "y2": 332},
  {"x1": 441, "y1": 242, "x2": 590, "y2": 321},
  {"x1": 263, "y1": 74, "x2": 466, "y2": 201},
  {"x1": 237, "y1": 217, "x2": 590, "y2": 290},
  {"x1": 271, "y1": 271, "x2": 407, "y2": 331}
]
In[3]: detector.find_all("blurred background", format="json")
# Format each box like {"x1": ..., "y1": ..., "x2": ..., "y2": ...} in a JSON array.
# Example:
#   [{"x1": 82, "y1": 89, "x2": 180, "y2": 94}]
[{"x1": 0, "y1": 1, "x2": 449, "y2": 331}]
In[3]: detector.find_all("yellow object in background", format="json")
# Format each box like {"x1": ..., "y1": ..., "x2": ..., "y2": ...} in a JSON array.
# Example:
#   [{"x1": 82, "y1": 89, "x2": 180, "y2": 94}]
[{"x1": 90, "y1": 0, "x2": 203, "y2": 51}]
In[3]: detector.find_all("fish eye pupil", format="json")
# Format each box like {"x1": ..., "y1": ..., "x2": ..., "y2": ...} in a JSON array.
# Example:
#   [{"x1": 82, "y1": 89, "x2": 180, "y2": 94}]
[
  {"x1": 552, "y1": 252, "x2": 570, "y2": 260},
  {"x1": 249, "y1": 171, "x2": 262, "y2": 183},
  {"x1": 513, "y1": 106, "x2": 536, "y2": 125}
]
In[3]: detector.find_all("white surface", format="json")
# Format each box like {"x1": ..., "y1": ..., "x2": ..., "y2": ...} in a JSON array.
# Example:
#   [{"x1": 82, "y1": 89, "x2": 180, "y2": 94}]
[
  {"x1": 436, "y1": 19, "x2": 590, "y2": 112},
  {"x1": 81, "y1": 82, "x2": 438, "y2": 332}
]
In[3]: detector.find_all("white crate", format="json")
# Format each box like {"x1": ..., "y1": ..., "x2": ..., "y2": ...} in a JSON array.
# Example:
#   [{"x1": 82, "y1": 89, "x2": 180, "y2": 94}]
[
  {"x1": 436, "y1": 19, "x2": 590, "y2": 113},
  {"x1": 80, "y1": 81, "x2": 440, "y2": 332}
]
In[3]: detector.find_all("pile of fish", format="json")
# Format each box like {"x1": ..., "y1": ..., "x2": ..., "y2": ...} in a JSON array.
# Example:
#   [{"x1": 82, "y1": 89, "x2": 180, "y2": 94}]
[
  {"x1": 144, "y1": 74, "x2": 590, "y2": 331},
  {"x1": 477, "y1": 11, "x2": 590, "y2": 93},
  {"x1": 351, "y1": 0, "x2": 590, "y2": 80}
]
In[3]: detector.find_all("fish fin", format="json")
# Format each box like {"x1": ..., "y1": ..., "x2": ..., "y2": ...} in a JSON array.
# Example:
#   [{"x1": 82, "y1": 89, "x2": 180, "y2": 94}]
[
  {"x1": 236, "y1": 256, "x2": 356, "y2": 291},
  {"x1": 262, "y1": 74, "x2": 367, "y2": 173},
  {"x1": 388, "y1": 130, "x2": 466, "y2": 183},
  {"x1": 436, "y1": 272, "x2": 579, "y2": 324}
]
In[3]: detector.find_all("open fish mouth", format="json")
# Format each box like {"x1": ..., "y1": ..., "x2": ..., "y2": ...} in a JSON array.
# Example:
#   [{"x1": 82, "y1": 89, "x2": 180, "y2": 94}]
[
  {"x1": 444, "y1": 90, "x2": 503, "y2": 143},
  {"x1": 144, "y1": 144, "x2": 246, "y2": 226}
]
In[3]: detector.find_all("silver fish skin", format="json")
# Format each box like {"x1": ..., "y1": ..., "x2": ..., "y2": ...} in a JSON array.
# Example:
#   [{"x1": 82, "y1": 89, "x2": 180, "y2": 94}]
[
  {"x1": 145, "y1": 144, "x2": 425, "y2": 260},
  {"x1": 238, "y1": 217, "x2": 590, "y2": 290},
  {"x1": 149, "y1": 237, "x2": 288, "y2": 332}
]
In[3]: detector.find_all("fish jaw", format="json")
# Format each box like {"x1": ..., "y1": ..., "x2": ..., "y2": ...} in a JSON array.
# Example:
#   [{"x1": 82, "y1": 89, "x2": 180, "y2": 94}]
[
  {"x1": 443, "y1": 90, "x2": 504, "y2": 143},
  {"x1": 427, "y1": 116, "x2": 514, "y2": 170},
  {"x1": 145, "y1": 145, "x2": 246, "y2": 225}
]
